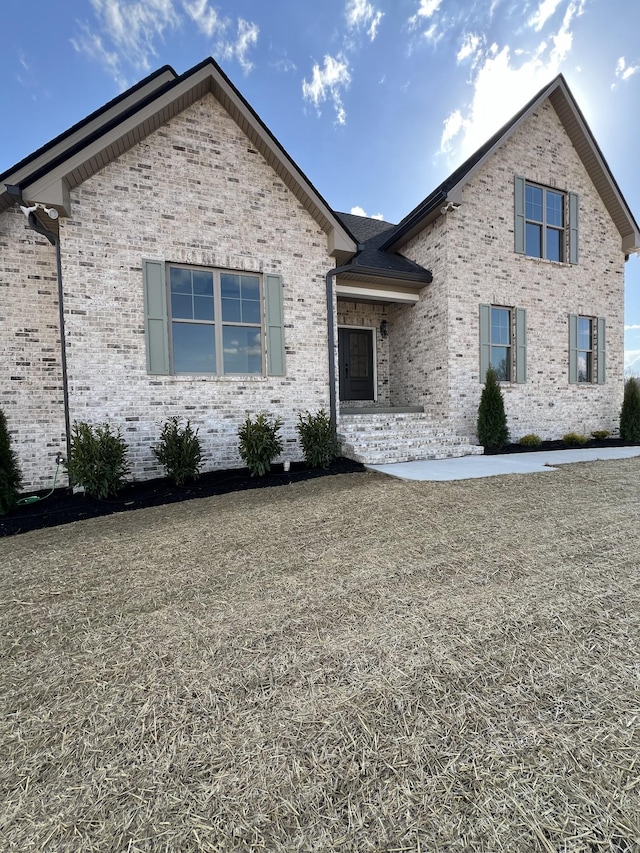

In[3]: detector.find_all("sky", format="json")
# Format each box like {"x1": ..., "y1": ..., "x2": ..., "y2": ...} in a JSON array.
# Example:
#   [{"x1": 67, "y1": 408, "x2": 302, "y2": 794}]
[{"x1": 2, "y1": 0, "x2": 639, "y2": 372}]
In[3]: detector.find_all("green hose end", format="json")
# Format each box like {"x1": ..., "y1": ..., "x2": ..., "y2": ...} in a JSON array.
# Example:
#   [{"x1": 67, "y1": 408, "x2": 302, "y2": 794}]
[{"x1": 17, "y1": 495, "x2": 41, "y2": 506}]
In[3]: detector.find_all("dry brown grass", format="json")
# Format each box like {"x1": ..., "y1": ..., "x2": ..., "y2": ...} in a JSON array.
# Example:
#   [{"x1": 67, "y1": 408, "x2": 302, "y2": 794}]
[{"x1": 1, "y1": 458, "x2": 640, "y2": 852}]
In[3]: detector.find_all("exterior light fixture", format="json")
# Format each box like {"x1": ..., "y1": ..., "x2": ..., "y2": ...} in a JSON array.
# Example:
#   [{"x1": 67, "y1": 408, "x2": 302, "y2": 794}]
[{"x1": 380, "y1": 320, "x2": 389, "y2": 338}]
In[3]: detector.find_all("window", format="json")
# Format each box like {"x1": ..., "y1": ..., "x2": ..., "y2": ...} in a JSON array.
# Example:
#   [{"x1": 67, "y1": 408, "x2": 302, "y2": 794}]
[
  {"x1": 525, "y1": 183, "x2": 565, "y2": 261},
  {"x1": 569, "y1": 314, "x2": 605, "y2": 385},
  {"x1": 489, "y1": 307, "x2": 512, "y2": 381},
  {"x1": 169, "y1": 266, "x2": 262, "y2": 375},
  {"x1": 515, "y1": 176, "x2": 578, "y2": 264},
  {"x1": 142, "y1": 259, "x2": 285, "y2": 377},
  {"x1": 479, "y1": 304, "x2": 527, "y2": 384}
]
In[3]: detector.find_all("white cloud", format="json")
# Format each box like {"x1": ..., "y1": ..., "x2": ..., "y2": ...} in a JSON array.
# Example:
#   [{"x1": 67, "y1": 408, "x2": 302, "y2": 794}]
[
  {"x1": 89, "y1": 0, "x2": 179, "y2": 72},
  {"x1": 218, "y1": 18, "x2": 259, "y2": 74},
  {"x1": 350, "y1": 206, "x2": 384, "y2": 220},
  {"x1": 625, "y1": 325, "x2": 640, "y2": 331},
  {"x1": 414, "y1": 0, "x2": 443, "y2": 19},
  {"x1": 457, "y1": 33, "x2": 482, "y2": 64},
  {"x1": 345, "y1": 0, "x2": 384, "y2": 41},
  {"x1": 71, "y1": 26, "x2": 128, "y2": 89},
  {"x1": 529, "y1": 0, "x2": 563, "y2": 31},
  {"x1": 614, "y1": 56, "x2": 640, "y2": 84},
  {"x1": 624, "y1": 350, "x2": 640, "y2": 376},
  {"x1": 183, "y1": 0, "x2": 226, "y2": 37},
  {"x1": 302, "y1": 55, "x2": 351, "y2": 125},
  {"x1": 439, "y1": 0, "x2": 587, "y2": 161}
]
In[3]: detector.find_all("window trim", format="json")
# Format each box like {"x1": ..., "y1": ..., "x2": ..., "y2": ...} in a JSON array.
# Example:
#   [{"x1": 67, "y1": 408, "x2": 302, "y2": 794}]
[{"x1": 514, "y1": 176, "x2": 579, "y2": 265}]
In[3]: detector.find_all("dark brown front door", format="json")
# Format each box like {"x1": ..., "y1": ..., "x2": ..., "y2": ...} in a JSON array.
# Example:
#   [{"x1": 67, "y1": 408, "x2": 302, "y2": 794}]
[{"x1": 338, "y1": 328, "x2": 374, "y2": 401}]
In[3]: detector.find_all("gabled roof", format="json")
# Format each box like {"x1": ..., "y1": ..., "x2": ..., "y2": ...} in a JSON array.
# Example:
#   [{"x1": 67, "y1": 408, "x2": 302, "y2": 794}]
[
  {"x1": 380, "y1": 75, "x2": 640, "y2": 255},
  {"x1": 1, "y1": 57, "x2": 357, "y2": 263}
]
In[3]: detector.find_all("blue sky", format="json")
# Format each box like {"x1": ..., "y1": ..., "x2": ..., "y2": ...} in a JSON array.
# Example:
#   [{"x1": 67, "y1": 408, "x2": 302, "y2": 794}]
[{"x1": 2, "y1": 0, "x2": 639, "y2": 372}]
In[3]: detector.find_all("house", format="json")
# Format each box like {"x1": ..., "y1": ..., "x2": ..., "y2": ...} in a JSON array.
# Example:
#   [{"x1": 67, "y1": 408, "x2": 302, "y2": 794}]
[{"x1": 1, "y1": 58, "x2": 638, "y2": 490}]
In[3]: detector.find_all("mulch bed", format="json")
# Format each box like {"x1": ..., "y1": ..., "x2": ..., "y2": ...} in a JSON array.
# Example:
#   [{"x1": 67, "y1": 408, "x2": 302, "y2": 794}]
[
  {"x1": 488, "y1": 437, "x2": 639, "y2": 454},
  {"x1": 1, "y1": 458, "x2": 365, "y2": 538}
]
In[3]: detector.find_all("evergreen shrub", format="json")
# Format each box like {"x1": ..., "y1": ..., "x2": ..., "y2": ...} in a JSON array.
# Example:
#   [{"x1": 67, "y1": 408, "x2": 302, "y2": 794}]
[
  {"x1": 562, "y1": 432, "x2": 588, "y2": 447},
  {"x1": 153, "y1": 417, "x2": 202, "y2": 485},
  {"x1": 66, "y1": 422, "x2": 130, "y2": 498},
  {"x1": 0, "y1": 408, "x2": 22, "y2": 515},
  {"x1": 619, "y1": 377, "x2": 640, "y2": 441},
  {"x1": 238, "y1": 414, "x2": 283, "y2": 476},
  {"x1": 477, "y1": 367, "x2": 509, "y2": 452},
  {"x1": 296, "y1": 409, "x2": 339, "y2": 469},
  {"x1": 519, "y1": 433, "x2": 542, "y2": 447}
]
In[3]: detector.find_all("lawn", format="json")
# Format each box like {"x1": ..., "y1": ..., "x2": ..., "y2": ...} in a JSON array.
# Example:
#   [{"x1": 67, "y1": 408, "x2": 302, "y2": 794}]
[{"x1": 1, "y1": 459, "x2": 639, "y2": 852}]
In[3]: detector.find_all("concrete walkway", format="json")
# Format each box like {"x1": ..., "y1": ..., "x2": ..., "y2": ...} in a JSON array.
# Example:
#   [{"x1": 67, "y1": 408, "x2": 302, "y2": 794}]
[{"x1": 366, "y1": 446, "x2": 640, "y2": 482}]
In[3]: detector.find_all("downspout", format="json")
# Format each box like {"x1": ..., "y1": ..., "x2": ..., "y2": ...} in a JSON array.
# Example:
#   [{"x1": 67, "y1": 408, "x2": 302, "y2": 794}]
[
  {"x1": 6, "y1": 186, "x2": 72, "y2": 471},
  {"x1": 325, "y1": 262, "x2": 356, "y2": 429}
]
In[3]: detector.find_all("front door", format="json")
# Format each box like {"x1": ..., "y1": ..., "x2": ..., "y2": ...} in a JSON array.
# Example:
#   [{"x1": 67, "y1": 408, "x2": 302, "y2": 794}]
[{"x1": 338, "y1": 328, "x2": 374, "y2": 401}]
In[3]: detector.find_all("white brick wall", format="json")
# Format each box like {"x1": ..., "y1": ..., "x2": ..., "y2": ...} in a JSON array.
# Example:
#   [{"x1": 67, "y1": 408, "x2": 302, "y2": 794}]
[
  {"x1": 2, "y1": 93, "x2": 334, "y2": 489},
  {"x1": 393, "y1": 100, "x2": 626, "y2": 441}
]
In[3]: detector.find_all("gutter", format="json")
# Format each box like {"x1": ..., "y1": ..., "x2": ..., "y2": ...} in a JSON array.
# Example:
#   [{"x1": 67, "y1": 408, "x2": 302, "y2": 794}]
[
  {"x1": 6, "y1": 185, "x2": 72, "y2": 473},
  {"x1": 325, "y1": 263, "x2": 357, "y2": 430}
]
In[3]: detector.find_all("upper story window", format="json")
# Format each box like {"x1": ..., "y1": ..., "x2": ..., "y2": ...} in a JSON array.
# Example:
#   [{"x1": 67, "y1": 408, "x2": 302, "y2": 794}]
[
  {"x1": 515, "y1": 175, "x2": 579, "y2": 265},
  {"x1": 525, "y1": 184, "x2": 565, "y2": 262}
]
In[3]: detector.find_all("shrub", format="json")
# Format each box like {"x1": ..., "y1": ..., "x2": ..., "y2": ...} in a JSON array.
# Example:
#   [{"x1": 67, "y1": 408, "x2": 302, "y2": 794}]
[
  {"x1": 477, "y1": 367, "x2": 509, "y2": 452},
  {"x1": 619, "y1": 377, "x2": 640, "y2": 441},
  {"x1": 66, "y1": 421, "x2": 130, "y2": 498},
  {"x1": 562, "y1": 431, "x2": 588, "y2": 447},
  {"x1": 153, "y1": 416, "x2": 202, "y2": 485},
  {"x1": 296, "y1": 409, "x2": 339, "y2": 469},
  {"x1": 591, "y1": 429, "x2": 611, "y2": 441},
  {"x1": 238, "y1": 413, "x2": 283, "y2": 476},
  {"x1": 0, "y1": 408, "x2": 22, "y2": 516},
  {"x1": 519, "y1": 433, "x2": 542, "y2": 448}
]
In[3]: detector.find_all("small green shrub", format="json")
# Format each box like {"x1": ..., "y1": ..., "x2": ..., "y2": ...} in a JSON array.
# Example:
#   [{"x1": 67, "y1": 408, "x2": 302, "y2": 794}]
[
  {"x1": 153, "y1": 416, "x2": 202, "y2": 485},
  {"x1": 238, "y1": 413, "x2": 283, "y2": 476},
  {"x1": 620, "y1": 377, "x2": 640, "y2": 441},
  {"x1": 477, "y1": 367, "x2": 509, "y2": 452},
  {"x1": 66, "y1": 421, "x2": 130, "y2": 498},
  {"x1": 562, "y1": 431, "x2": 588, "y2": 447},
  {"x1": 296, "y1": 409, "x2": 339, "y2": 469},
  {"x1": 519, "y1": 433, "x2": 542, "y2": 448},
  {"x1": 591, "y1": 429, "x2": 611, "y2": 441},
  {"x1": 0, "y1": 408, "x2": 22, "y2": 515}
]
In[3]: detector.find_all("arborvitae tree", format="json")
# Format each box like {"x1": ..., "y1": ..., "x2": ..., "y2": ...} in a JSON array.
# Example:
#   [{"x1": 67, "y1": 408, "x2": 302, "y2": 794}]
[
  {"x1": 619, "y1": 377, "x2": 640, "y2": 441},
  {"x1": 0, "y1": 408, "x2": 22, "y2": 515},
  {"x1": 477, "y1": 367, "x2": 509, "y2": 452}
]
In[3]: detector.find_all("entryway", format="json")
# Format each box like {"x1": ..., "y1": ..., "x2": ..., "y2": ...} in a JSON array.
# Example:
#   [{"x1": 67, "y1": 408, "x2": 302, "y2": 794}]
[{"x1": 338, "y1": 327, "x2": 374, "y2": 401}]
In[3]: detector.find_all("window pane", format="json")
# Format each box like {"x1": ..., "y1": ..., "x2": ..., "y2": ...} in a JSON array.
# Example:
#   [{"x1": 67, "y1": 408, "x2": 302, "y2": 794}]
[
  {"x1": 491, "y1": 308, "x2": 510, "y2": 345},
  {"x1": 171, "y1": 293, "x2": 193, "y2": 319},
  {"x1": 221, "y1": 273, "x2": 241, "y2": 299},
  {"x1": 547, "y1": 191, "x2": 564, "y2": 227},
  {"x1": 172, "y1": 322, "x2": 216, "y2": 373},
  {"x1": 578, "y1": 351, "x2": 591, "y2": 383},
  {"x1": 490, "y1": 346, "x2": 510, "y2": 381},
  {"x1": 526, "y1": 223, "x2": 542, "y2": 257},
  {"x1": 169, "y1": 267, "x2": 191, "y2": 293},
  {"x1": 546, "y1": 228, "x2": 563, "y2": 262},
  {"x1": 193, "y1": 295, "x2": 214, "y2": 321},
  {"x1": 241, "y1": 299, "x2": 261, "y2": 324},
  {"x1": 222, "y1": 298, "x2": 242, "y2": 322},
  {"x1": 241, "y1": 275, "x2": 260, "y2": 301},
  {"x1": 578, "y1": 317, "x2": 592, "y2": 350},
  {"x1": 192, "y1": 270, "x2": 214, "y2": 296},
  {"x1": 223, "y1": 326, "x2": 263, "y2": 374},
  {"x1": 526, "y1": 185, "x2": 543, "y2": 222}
]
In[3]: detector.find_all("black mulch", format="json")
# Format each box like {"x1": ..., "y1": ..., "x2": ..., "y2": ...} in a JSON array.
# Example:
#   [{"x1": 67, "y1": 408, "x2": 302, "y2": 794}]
[
  {"x1": 1, "y1": 459, "x2": 365, "y2": 538},
  {"x1": 487, "y1": 438, "x2": 640, "y2": 455}
]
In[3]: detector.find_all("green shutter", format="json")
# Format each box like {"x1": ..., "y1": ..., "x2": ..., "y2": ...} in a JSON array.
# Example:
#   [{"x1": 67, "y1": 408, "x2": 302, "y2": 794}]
[
  {"x1": 515, "y1": 307, "x2": 527, "y2": 384},
  {"x1": 479, "y1": 304, "x2": 491, "y2": 382},
  {"x1": 265, "y1": 274, "x2": 285, "y2": 376},
  {"x1": 569, "y1": 192, "x2": 579, "y2": 265},
  {"x1": 568, "y1": 313, "x2": 578, "y2": 384},
  {"x1": 142, "y1": 259, "x2": 169, "y2": 375},
  {"x1": 597, "y1": 317, "x2": 606, "y2": 384},
  {"x1": 514, "y1": 175, "x2": 526, "y2": 254}
]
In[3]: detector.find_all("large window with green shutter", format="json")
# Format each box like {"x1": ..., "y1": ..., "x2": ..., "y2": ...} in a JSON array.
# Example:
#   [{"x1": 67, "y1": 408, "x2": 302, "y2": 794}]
[
  {"x1": 142, "y1": 260, "x2": 285, "y2": 377},
  {"x1": 514, "y1": 176, "x2": 578, "y2": 264}
]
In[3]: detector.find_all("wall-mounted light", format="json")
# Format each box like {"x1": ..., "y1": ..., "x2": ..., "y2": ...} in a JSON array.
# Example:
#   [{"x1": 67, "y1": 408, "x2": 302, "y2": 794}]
[
  {"x1": 20, "y1": 203, "x2": 59, "y2": 221},
  {"x1": 380, "y1": 320, "x2": 389, "y2": 338}
]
